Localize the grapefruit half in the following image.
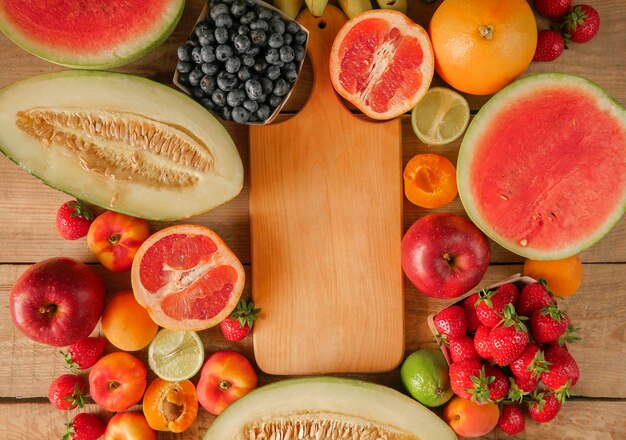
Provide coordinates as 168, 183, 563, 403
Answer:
132, 225, 245, 331
329, 9, 434, 120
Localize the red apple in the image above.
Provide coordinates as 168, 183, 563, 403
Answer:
89, 352, 147, 412
197, 351, 258, 415
87, 211, 150, 272
444, 395, 499, 438
10, 257, 106, 346
104, 412, 156, 440
401, 213, 490, 299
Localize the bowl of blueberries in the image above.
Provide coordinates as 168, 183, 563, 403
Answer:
175, 0, 309, 125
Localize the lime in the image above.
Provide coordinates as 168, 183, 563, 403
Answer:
400, 349, 453, 407
411, 87, 470, 145
148, 329, 205, 382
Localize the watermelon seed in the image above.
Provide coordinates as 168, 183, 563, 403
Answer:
520, 239, 528, 247
500, 194, 508, 200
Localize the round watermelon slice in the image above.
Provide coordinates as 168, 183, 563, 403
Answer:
0, 0, 184, 69
458, 74, 626, 260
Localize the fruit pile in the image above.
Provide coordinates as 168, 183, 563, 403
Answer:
176, 0, 308, 124
432, 279, 580, 436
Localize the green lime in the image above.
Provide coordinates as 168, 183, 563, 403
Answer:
148, 329, 205, 382
411, 87, 470, 145
400, 349, 453, 407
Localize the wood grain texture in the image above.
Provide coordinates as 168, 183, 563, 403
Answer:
249, 6, 404, 374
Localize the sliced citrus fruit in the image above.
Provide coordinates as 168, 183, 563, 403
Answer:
329, 9, 434, 120
132, 224, 245, 331
403, 154, 457, 208
411, 87, 470, 145
148, 329, 205, 382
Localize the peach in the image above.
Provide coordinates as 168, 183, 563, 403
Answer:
443, 395, 499, 438
104, 412, 156, 440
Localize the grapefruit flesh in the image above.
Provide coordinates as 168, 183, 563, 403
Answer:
330, 10, 434, 120
132, 225, 244, 331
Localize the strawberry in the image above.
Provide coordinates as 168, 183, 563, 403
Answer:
473, 325, 493, 361
558, 322, 581, 346
517, 279, 554, 316
449, 334, 481, 363
541, 344, 579, 400
528, 391, 562, 423
475, 284, 519, 328
488, 304, 529, 366
61, 337, 108, 373
535, 0, 572, 20
460, 364, 509, 403
448, 360, 482, 400
433, 305, 467, 344
64, 413, 106, 440
498, 404, 526, 435
508, 375, 538, 403
220, 299, 261, 342
533, 29, 565, 62
48, 374, 87, 410
531, 304, 569, 343
510, 344, 551, 380
56, 200, 94, 240
562, 4, 600, 43
462, 292, 481, 332
483, 364, 510, 402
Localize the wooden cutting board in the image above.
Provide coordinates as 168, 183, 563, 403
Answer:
249, 5, 404, 375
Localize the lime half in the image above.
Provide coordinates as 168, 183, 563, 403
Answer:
411, 87, 470, 145
148, 329, 205, 382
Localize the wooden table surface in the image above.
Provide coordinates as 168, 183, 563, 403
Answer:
0, 1, 624, 439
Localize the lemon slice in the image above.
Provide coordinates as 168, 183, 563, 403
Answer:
148, 329, 205, 382
411, 87, 470, 145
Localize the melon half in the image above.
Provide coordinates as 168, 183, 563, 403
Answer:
0, 0, 184, 68
458, 74, 626, 259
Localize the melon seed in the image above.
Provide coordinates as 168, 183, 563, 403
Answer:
16, 108, 217, 188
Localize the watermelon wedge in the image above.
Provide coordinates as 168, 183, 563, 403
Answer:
0, 0, 184, 68
458, 74, 626, 260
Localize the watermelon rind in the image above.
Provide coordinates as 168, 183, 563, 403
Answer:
458, 73, 626, 260
0, 0, 185, 69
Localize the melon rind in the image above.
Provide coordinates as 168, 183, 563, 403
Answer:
0, 0, 185, 69
204, 377, 457, 439
0, 70, 243, 221
458, 73, 626, 259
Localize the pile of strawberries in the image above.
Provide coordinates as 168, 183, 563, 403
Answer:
533, 1, 601, 62
433, 280, 580, 435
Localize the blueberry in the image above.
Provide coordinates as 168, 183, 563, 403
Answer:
268, 93, 283, 108
284, 66, 298, 83
191, 46, 203, 64
274, 78, 290, 97
268, 33, 284, 49
195, 21, 211, 38
227, 89, 246, 107
215, 13, 233, 28
230, 0, 246, 16
250, 19, 269, 31
257, 93, 267, 103
240, 10, 256, 24
178, 72, 189, 84
233, 34, 251, 53
294, 45, 305, 62
200, 97, 216, 111
199, 34, 215, 46
287, 21, 300, 35
177, 61, 193, 73
199, 46, 215, 64
192, 86, 205, 99
238, 66, 252, 81
280, 45, 295, 63
238, 24, 250, 35
202, 62, 220, 75
257, 104, 271, 121
232, 106, 250, 123
253, 59, 269, 73
243, 99, 259, 112
266, 65, 281, 80
215, 27, 230, 44
271, 11, 282, 21
283, 33, 293, 45
216, 44, 234, 62
210, 3, 230, 20
200, 75, 217, 94
265, 48, 280, 64
250, 29, 266, 46
246, 46, 261, 57
258, 7, 272, 21
212, 89, 227, 107
221, 106, 233, 121
249, 112, 258, 123
270, 19, 285, 35
225, 56, 242, 73
217, 71, 238, 91
295, 30, 307, 45
241, 54, 255, 66
189, 68, 204, 87
260, 77, 274, 94
244, 0, 256, 6
245, 79, 263, 100
177, 44, 192, 61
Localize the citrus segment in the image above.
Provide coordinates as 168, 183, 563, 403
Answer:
411, 87, 469, 145
330, 10, 434, 120
132, 225, 245, 331
148, 329, 205, 382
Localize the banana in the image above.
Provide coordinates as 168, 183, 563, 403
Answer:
304, 0, 329, 17
376, 0, 408, 14
338, 0, 373, 18
273, 0, 303, 19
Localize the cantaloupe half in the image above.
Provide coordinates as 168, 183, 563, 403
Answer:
0, 71, 244, 220
204, 377, 457, 439
0, 0, 185, 69
458, 74, 626, 259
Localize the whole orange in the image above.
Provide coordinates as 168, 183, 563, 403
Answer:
429, 0, 537, 95
524, 256, 583, 298
102, 290, 159, 351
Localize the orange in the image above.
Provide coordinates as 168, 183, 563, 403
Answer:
524, 256, 583, 298
403, 154, 457, 208
101, 290, 159, 351
428, 0, 537, 95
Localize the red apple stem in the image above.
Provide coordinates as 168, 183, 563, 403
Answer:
218, 380, 232, 391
